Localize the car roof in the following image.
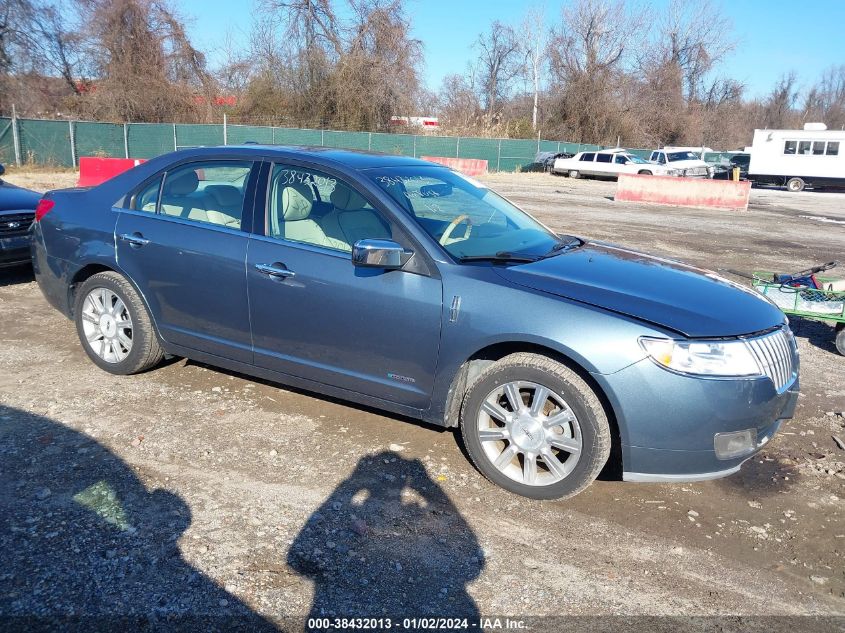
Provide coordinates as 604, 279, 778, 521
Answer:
221, 145, 434, 170
85, 144, 446, 199
577, 148, 625, 156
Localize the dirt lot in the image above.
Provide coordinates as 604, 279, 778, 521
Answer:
1, 169, 844, 630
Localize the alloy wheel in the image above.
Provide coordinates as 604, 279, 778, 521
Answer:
80, 287, 134, 363
476, 381, 582, 486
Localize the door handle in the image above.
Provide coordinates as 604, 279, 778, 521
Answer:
119, 233, 150, 248
255, 263, 296, 279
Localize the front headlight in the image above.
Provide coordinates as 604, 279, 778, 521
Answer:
639, 337, 762, 377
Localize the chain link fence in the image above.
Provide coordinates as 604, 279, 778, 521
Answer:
0, 116, 610, 172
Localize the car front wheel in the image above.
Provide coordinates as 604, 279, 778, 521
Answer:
460, 353, 611, 500
74, 271, 164, 375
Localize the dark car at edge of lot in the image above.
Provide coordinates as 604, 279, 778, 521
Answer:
713, 153, 751, 181
30, 146, 799, 499
0, 163, 41, 268
534, 150, 575, 173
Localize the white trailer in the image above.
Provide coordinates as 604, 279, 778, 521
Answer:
748, 124, 845, 191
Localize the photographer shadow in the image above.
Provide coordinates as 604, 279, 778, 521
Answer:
0, 404, 276, 630
288, 451, 483, 625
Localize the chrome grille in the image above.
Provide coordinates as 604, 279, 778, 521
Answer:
746, 328, 797, 392
0, 213, 34, 237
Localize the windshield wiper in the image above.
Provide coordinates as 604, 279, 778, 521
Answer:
541, 237, 583, 258
457, 251, 539, 264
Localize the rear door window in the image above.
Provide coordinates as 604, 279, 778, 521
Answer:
595, 154, 612, 163
798, 141, 812, 155
159, 161, 252, 229
812, 141, 826, 155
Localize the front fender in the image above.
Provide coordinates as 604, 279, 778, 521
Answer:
425, 267, 664, 425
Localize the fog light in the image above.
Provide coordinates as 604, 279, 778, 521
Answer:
714, 429, 757, 460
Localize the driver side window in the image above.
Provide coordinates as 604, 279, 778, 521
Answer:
267, 165, 393, 252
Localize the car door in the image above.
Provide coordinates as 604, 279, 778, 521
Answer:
115, 159, 259, 363
615, 154, 637, 175
578, 152, 596, 175
246, 162, 443, 409
594, 153, 614, 176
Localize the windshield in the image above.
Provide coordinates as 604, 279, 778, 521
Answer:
368, 166, 561, 260
667, 151, 700, 161
624, 154, 649, 164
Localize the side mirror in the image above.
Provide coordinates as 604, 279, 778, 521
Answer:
352, 239, 412, 270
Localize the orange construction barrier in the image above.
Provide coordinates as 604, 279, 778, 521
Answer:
615, 174, 750, 211
77, 157, 146, 187
421, 156, 488, 177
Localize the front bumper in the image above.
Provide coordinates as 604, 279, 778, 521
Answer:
0, 234, 31, 267
594, 357, 799, 482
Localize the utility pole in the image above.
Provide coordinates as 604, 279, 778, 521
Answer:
11, 104, 22, 167
69, 120, 76, 168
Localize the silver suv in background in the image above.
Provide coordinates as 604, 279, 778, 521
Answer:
649, 149, 715, 178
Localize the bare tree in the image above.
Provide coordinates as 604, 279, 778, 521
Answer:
546, 0, 642, 144
474, 21, 521, 122
246, 0, 423, 130
761, 73, 799, 129
802, 65, 845, 129
437, 72, 482, 133
650, 0, 735, 102
0, 0, 83, 114
68, 0, 213, 122
520, 5, 547, 132
214, 29, 253, 97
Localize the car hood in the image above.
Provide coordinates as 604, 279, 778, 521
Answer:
493, 242, 785, 338
0, 181, 41, 212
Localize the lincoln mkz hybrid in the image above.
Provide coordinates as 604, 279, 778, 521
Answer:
31, 146, 799, 499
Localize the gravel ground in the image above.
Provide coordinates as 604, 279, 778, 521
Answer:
1, 170, 844, 631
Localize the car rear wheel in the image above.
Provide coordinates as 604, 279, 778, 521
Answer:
459, 353, 611, 500
74, 271, 164, 375
638, 170, 653, 176
836, 324, 845, 356
786, 177, 805, 192
568, 170, 580, 179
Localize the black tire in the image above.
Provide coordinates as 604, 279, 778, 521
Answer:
73, 271, 164, 375
638, 170, 653, 176
786, 177, 805, 192
836, 323, 845, 357
568, 170, 580, 179
459, 353, 611, 500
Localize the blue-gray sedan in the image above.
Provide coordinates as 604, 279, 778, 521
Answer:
30, 147, 798, 499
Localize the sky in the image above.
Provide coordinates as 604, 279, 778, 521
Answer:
180, 0, 845, 101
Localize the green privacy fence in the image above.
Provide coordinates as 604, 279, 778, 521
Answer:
0, 116, 607, 172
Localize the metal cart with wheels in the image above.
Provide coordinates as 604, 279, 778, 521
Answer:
750, 262, 845, 356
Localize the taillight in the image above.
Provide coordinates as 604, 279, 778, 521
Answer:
34, 199, 55, 222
